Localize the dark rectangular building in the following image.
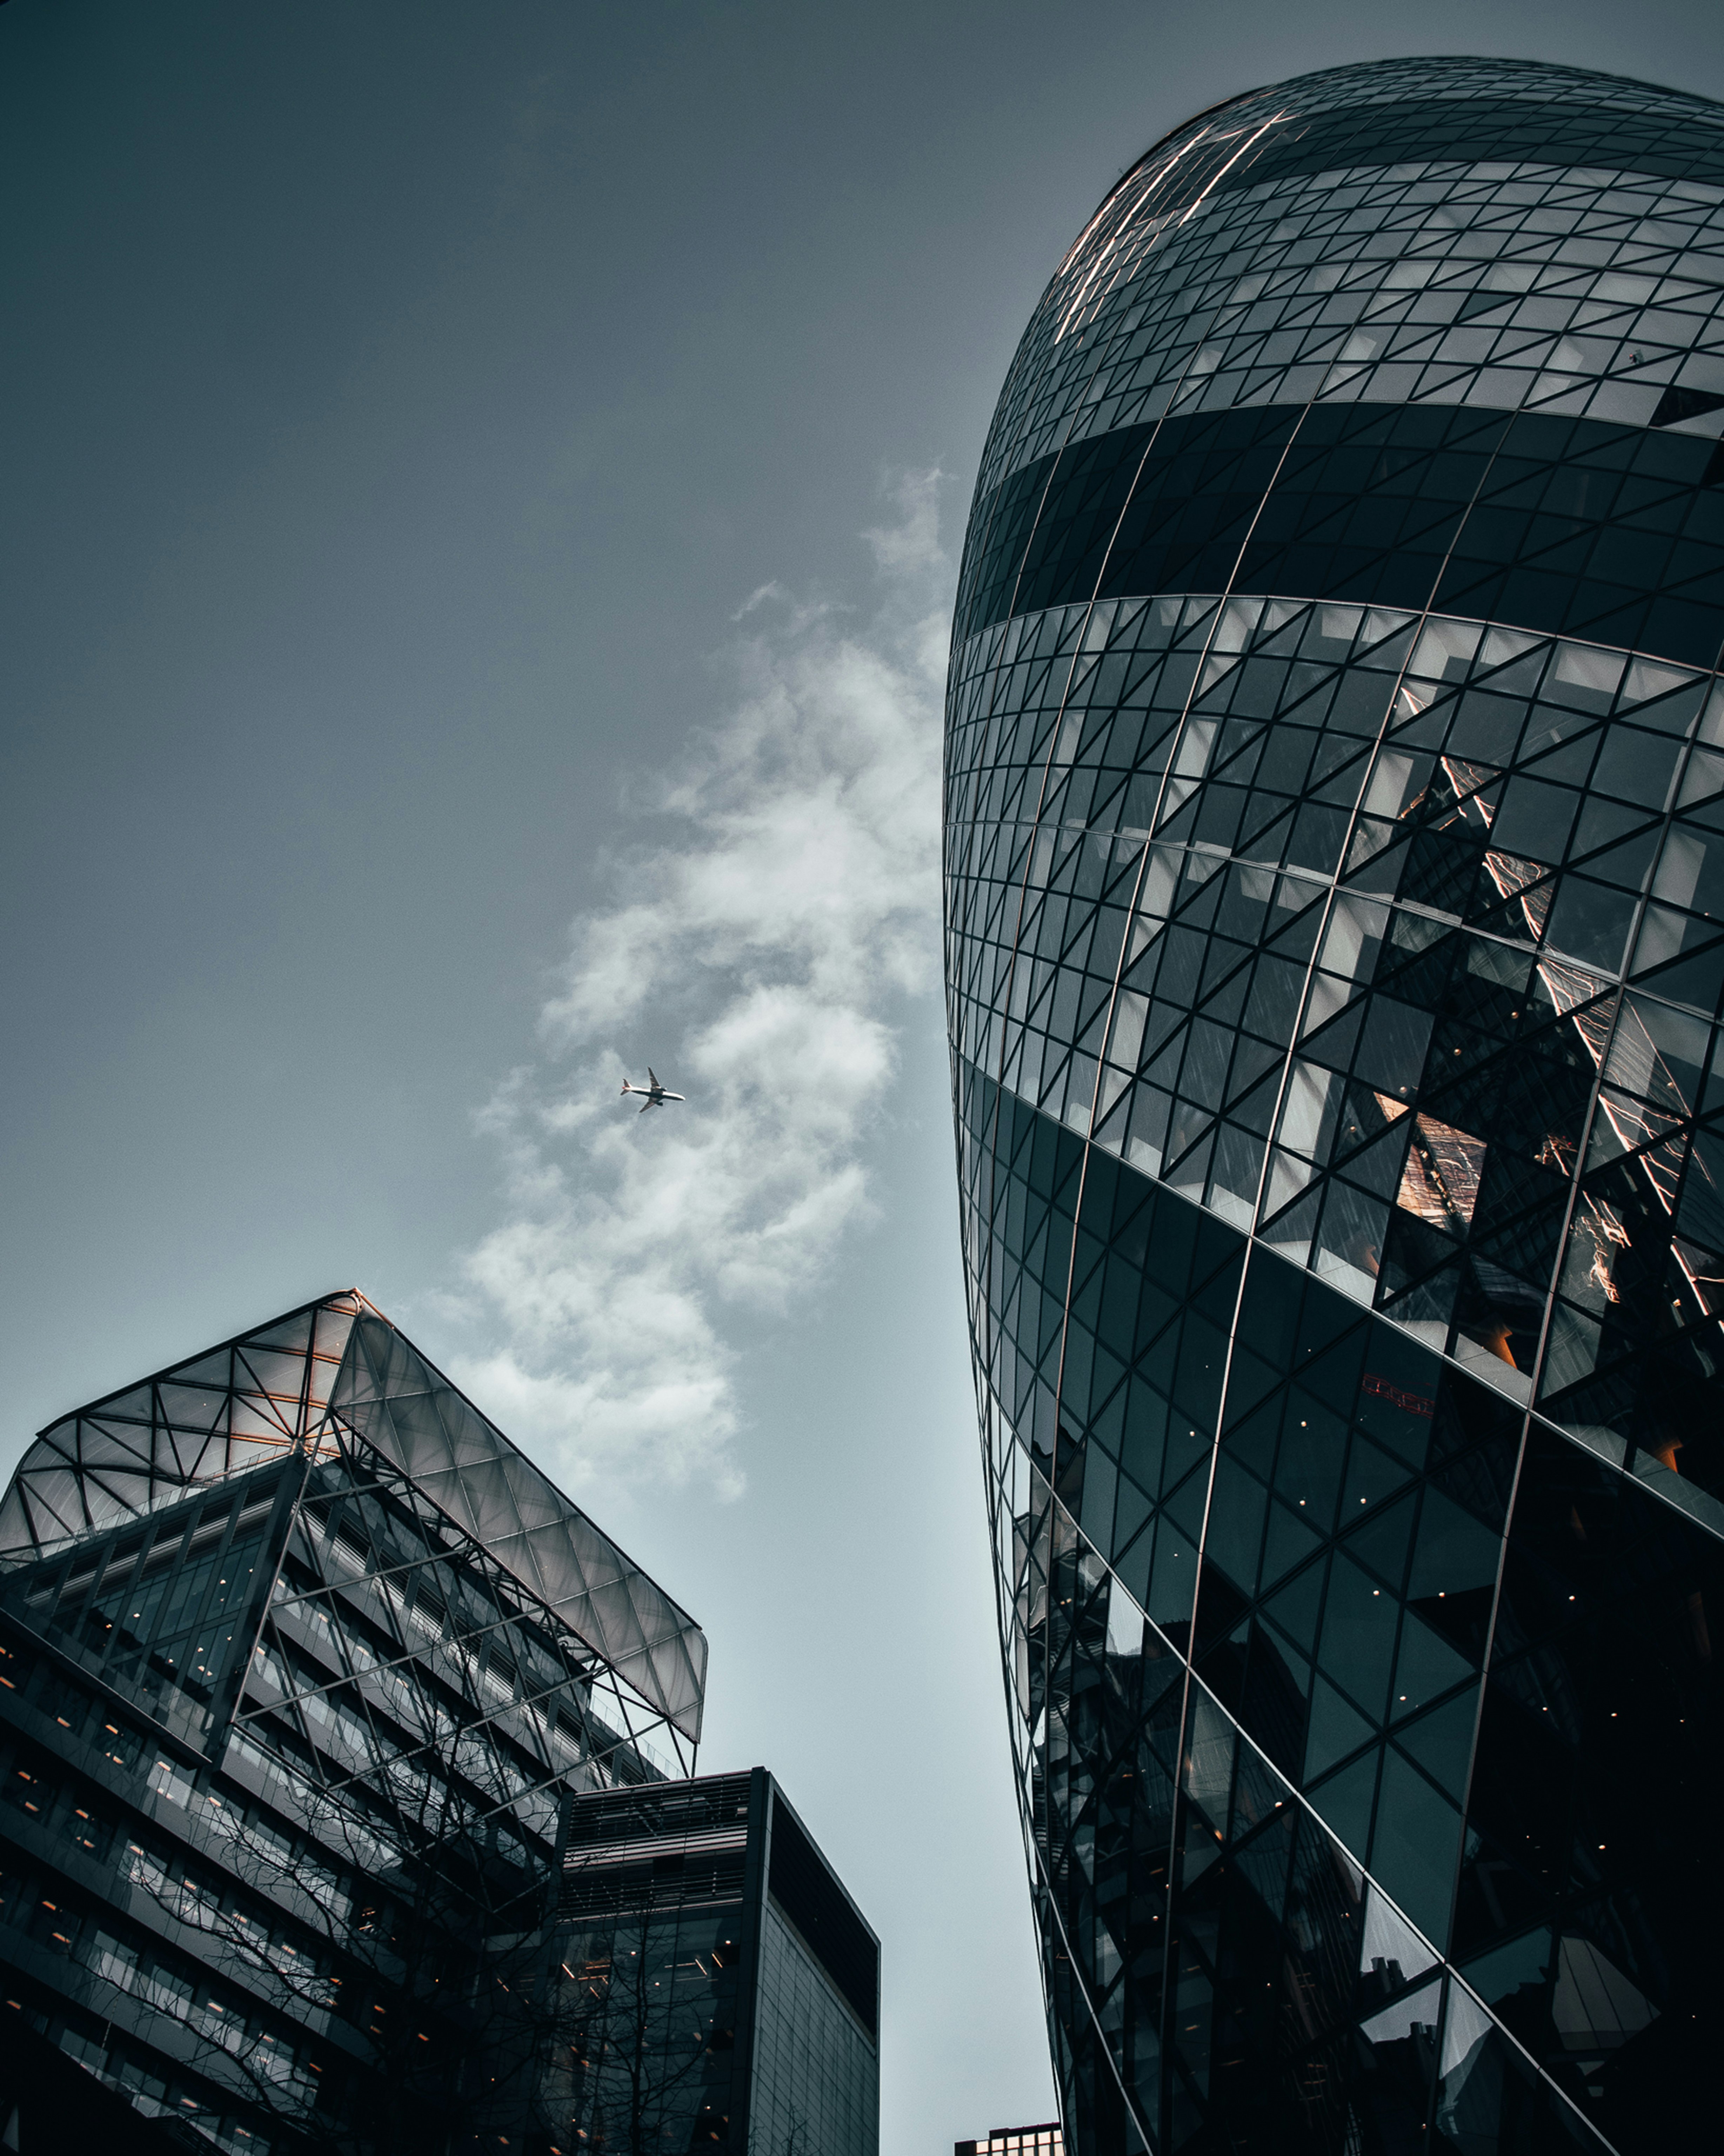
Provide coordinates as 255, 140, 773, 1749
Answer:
546, 1768, 878, 2155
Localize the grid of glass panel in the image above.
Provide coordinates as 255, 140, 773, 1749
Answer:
975, 55, 1724, 504
552, 1774, 754, 2153
0, 1295, 702, 2152
546, 1771, 879, 2156
955, 2125, 1066, 2156
1, 1294, 707, 1746
946, 57, 1724, 2156
750, 1899, 879, 2156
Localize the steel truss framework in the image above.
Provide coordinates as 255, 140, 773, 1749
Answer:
241, 1422, 694, 1890
0, 1294, 708, 2153
0, 1292, 705, 1755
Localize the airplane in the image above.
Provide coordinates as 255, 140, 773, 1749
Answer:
621, 1068, 686, 1113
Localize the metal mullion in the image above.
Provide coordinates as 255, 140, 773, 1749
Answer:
983, 440, 1325, 1699
950, 168, 1266, 1615
290, 1318, 318, 1450
280, 1573, 614, 1824
1017, 415, 1518, 2076
282, 1582, 592, 1755
227, 1350, 303, 1445
444, 1732, 594, 1844
238, 1688, 334, 1793
1034, 1849, 1156, 2154
1126, 420, 1573, 2107
360, 1449, 687, 1744
1429, 707, 1713, 2012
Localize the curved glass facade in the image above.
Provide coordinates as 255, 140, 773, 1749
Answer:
946, 59, 1724, 2156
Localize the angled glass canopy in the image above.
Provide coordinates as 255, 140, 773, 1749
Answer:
0, 1290, 706, 1741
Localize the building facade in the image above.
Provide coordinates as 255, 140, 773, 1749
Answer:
547, 1768, 878, 2155
945, 58, 1724, 2156
955, 2124, 1064, 2156
0, 1291, 706, 2155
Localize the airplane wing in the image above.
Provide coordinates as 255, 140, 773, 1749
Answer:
638, 1097, 657, 1113
647, 1067, 660, 1089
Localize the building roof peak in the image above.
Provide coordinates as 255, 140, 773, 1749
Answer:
1, 1288, 707, 1740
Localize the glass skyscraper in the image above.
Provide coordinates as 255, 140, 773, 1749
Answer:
549, 1768, 878, 2154
945, 58, 1724, 2156
0, 1290, 705, 2154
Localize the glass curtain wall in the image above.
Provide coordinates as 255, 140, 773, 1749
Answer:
946, 57, 1724, 2156
545, 1769, 880, 2156
0, 1293, 705, 2156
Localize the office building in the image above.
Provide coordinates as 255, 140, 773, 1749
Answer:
0, 1290, 704, 2154
546, 1768, 878, 2154
946, 56, 1724, 2156
955, 2125, 1064, 2156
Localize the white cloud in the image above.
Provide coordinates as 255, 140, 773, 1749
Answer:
450, 472, 951, 1507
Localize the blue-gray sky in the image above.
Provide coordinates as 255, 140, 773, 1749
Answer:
5, 2, 1723, 2147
